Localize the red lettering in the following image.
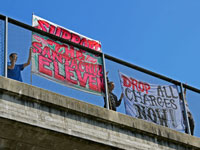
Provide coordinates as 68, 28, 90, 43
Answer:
144, 83, 151, 94
92, 64, 98, 76
122, 75, 131, 87
88, 74, 99, 92
49, 25, 56, 34
131, 78, 138, 91
63, 44, 75, 58
65, 66, 77, 85
76, 70, 89, 88
97, 65, 103, 77
85, 63, 95, 75
47, 39, 62, 54
138, 82, 144, 92
53, 60, 65, 81
85, 55, 97, 63
70, 59, 78, 69
63, 55, 71, 66
62, 29, 71, 40
80, 38, 88, 47
76, 50, 85, 61
36, 20, 49, 32
35, 19, 101, 52
52, 51, 62, 63
55, 27, 62, 37
94, 65, 101, 77
90, 64, 95, 75
32, 42, 42, 53
38, 55, 52, 77
42, 46, 51, 59
96, 76, 104, 92
88, 40, 101, 51
78, 61, 85, 72
123, 76, 151, 94
94, 43, 101, 51
71, 33, 80, 44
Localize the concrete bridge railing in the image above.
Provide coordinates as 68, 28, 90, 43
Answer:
0, 76, 199, 150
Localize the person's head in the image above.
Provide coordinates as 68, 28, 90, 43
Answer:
108, 81, 115, 91
9, 53, 18, 62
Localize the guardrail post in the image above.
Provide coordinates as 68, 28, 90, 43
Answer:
102, 53, 109, 110
180, 83, 191, 135
4, 16, 8, 77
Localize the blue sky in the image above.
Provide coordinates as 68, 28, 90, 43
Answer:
1, 0, 200, 137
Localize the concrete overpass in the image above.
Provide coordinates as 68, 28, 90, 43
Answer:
0, 76, 199, 150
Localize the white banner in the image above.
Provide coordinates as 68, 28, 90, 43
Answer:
32, 15, 101, 52
119, 72, 185, 131
31, 15, 104, 96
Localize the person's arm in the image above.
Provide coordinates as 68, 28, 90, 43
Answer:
116, 93, 123, 107
23, 47, 32, 68
7, 61, 15, 69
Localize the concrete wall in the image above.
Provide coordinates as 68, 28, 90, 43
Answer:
0, 76, 199, 150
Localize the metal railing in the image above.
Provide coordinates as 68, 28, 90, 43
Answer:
1, 14, 199, 136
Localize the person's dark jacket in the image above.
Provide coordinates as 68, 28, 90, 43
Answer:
104, 92, 122, 111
